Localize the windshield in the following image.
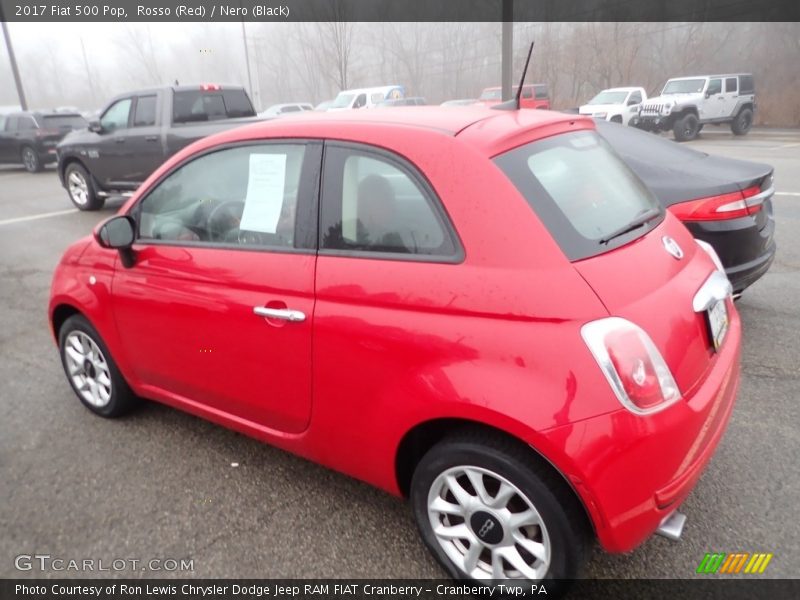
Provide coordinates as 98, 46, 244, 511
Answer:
330, 93, 355, 108
479, 89, 502, 101
494, 130, 663, 261
588, 91, 628, 105
662, 79, 706, 94
42, 115, 88, 128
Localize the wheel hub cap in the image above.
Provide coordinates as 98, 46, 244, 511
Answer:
470, 511, 504, 545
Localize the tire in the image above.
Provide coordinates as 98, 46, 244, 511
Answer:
673, 113, 699, 142
410, 431, 589, 592
64, 162, 104, 211
731, 108, 753, 136
610, 115, 623, 124
21, 146, 42, 173
58, 314, 138, 418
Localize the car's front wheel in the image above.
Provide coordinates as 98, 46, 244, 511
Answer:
58, 314, 138, 417
65, 162, 104, 211
673, 113, 699, 142
411, 432, 588, 590
21, 146, 42, 173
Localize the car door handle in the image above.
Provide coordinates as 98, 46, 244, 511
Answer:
253, 306, 306, 322
144, 135, 158, 141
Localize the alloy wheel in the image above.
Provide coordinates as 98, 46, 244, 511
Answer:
22, 148, 37, 172
68, 170, 89, 206
63, 331, 113, 407
427, 465, 551, 580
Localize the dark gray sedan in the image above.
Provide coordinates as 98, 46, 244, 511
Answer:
598, 120, 775, 295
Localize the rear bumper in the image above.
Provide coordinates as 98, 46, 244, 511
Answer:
550, 303, 741, 553
685, 207, 776, 293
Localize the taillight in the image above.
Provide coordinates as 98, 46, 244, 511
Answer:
582, 317, 681, 415
669, 186, 763, 221
200, 84, 221, 91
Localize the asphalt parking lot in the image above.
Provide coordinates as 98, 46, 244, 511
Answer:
0, 127, 798, 581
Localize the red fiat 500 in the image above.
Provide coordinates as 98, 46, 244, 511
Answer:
49, 107, 740, 584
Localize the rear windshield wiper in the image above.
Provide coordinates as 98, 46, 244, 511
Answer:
599, 207, 661, 245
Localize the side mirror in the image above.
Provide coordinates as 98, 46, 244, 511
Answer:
88, 120, 104, 133
95, 216, 137, 268
96, 215, 135, 249
704, 91, 712, 99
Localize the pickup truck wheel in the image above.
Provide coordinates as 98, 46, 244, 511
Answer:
65, 163, 104, 211
411, 432, 588, 592
673, 114, 699, 142
21, 146, 42, 173
731, 108, 753, 135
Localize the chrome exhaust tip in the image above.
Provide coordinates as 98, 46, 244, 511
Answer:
656, 511, 687, 541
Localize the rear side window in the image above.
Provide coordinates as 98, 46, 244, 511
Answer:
18, 116, 36, 130
494, 130, 663, 261
320, 146, 460, 260
133, 95, 157, 127
535, 85, 549, 99
725, 78, 738, 93
739, 75, 754, 94
172, 89, 255, 124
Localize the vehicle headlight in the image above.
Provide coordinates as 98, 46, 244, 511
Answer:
663, 103, 673, 115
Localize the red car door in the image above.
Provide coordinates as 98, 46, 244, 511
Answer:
111, 141, 321, 433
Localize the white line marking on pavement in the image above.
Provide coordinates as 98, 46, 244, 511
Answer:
0, 208, 79, 226
774, 192, 800, 197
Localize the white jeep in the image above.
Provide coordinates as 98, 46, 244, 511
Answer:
633, 74, 755, 141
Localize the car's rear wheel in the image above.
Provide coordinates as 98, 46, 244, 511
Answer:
21, 146, 42, 173
58, 314, 138, 417
731, 108, 753, 136
65, 162, 104, 211
410, 432, 588, 591
673, 113, 699, 142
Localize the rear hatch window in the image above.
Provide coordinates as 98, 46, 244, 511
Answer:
172, 89, 256, 123
494, 130, 664, 260
42, 115, 87, 129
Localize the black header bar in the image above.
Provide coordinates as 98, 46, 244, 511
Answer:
1, 0, 798, 23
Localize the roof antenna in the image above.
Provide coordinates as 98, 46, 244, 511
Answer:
493, 41, 535, 111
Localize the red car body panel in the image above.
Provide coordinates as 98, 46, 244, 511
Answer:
49, 107, 740, 555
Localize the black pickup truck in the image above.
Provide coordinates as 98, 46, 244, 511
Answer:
57, 84, 262, 210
